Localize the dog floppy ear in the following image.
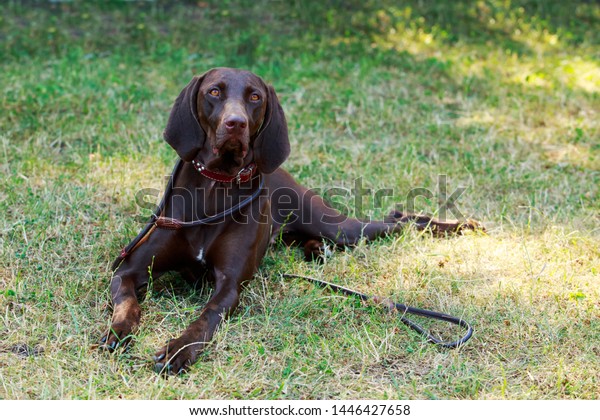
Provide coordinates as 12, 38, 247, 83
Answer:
163, 74, 207, 161
253, 85, 290, 174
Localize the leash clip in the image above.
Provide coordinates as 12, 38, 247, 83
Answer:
235, 163, 256, 184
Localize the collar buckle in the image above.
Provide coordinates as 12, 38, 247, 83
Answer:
235, 163, 256, 184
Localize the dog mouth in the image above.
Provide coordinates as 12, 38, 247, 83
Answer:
206, 138, 249, 175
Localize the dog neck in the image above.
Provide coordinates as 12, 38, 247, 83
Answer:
160, 157, 263, 224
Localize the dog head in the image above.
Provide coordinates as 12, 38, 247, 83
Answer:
163, 68, 290, 175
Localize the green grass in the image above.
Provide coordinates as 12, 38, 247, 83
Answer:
1, 0, 598, 399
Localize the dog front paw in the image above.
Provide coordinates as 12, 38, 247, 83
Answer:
153, 336, 204, 376
98, 321, 137, 352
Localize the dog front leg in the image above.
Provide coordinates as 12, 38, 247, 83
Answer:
99, 270, 146, 351
152, 268, 244, 375
99, 229, 183, 351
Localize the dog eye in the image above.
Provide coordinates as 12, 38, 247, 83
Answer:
208, 88, 220, 97
250, 93, 260, 102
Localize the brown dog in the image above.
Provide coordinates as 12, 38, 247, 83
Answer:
100, 68, 479, 374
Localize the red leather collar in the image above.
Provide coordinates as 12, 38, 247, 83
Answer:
191, 159, 258, 183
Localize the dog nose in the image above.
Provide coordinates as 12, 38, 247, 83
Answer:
224, 115, 247, 132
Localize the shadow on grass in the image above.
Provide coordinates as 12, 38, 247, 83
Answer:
2, 1, 597, 60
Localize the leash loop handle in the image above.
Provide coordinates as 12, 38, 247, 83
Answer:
283, 274, 473, 349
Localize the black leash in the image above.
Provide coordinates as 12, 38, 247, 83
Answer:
113, 159, 263, 269
283, 274, 473, 349
150, 176, 264, 229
